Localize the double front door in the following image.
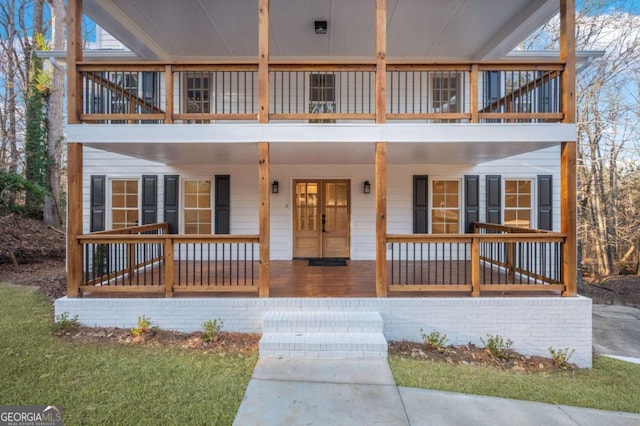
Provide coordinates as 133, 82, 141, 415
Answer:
293, 180, 350, 258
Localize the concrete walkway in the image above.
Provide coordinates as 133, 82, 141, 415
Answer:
233, 357, 640, 426
593, 304, 640, 361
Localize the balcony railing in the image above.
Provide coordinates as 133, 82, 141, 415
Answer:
78, 223, 260, 296
76, 62, 564, 124
387, 223, 566, 295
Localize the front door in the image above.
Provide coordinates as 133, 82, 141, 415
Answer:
293, 180, 350, 258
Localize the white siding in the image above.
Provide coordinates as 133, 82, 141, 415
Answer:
95, 26, 128, 50
83, 145, 560, 260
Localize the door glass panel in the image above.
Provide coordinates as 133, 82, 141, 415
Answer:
337, 183, 347, 206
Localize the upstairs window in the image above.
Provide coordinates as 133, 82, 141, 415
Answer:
432, 73, 459, 113
111, 179, 139, 229
309, 73, 336, 123
185, 72, 211, 115
504, 179, 532, 228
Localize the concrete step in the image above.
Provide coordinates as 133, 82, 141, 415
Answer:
259, 332, 388, 359
260, 311, 388, 359
262, 311, 384, 333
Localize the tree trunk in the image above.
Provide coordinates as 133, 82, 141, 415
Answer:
43, 0, 65, 228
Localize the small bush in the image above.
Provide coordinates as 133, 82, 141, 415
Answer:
549, 347, 576, 369
421, 329, 449, 353
130, 315, 156, 337
202, 319, 224, 343
52, 312, 79, 332
481, 334, 513, 359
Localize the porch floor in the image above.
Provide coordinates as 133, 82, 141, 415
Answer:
81, 260, 562, 298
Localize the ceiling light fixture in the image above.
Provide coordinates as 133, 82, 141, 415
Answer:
314, 20, 327, 35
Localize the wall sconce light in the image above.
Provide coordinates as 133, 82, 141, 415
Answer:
314, 20, 328, 34
363, 180, 371, 194
272, 180, 279, 194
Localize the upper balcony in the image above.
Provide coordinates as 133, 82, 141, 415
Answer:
76, 61, 564, 125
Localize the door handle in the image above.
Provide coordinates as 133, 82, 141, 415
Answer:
322, 214, 326, 233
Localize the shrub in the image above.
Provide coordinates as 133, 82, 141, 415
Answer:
549, 347, 576, 369
130, 315, 156, 337
421, 329, 449, 353
52, 312, 79, 332
202, 319, 224, 343
481, 334, 513, 359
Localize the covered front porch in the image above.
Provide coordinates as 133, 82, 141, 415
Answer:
74, 221, 566, 298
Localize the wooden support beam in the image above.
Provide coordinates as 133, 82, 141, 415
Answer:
375, 0, 387, 123
66, 143, 83, 297
258, 0, 269, 123
66, 0, 83, 124
470, 64, 479, 123
561, 0, 577, 296
164, 238, 174, 297
258, 142, 270, 297
560, 0, 576, 123
470, 238, 480, 296
375, 142, 387, 297
561, 141, 577, 296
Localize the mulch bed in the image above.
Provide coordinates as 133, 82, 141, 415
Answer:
388, 340, 578, 373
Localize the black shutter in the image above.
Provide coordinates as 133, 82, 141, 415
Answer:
141, 175, 157, 225
486, 175, 501, 224
485, 71, 501, 106
164, 175, 179, 234
90, 175, 106, 232
215, 175, 230, 234
413, 175, 429, 234
538, 175, 553, 230
464, 175, 479, 233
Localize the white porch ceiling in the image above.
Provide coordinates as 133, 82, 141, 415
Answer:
85, 0, 558, 61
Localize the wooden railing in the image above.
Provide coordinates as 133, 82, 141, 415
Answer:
387, 223, 566, 296
77, 226, 259, 296
76, 61, 564, 124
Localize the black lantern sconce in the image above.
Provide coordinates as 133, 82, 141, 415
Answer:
314, 20, 328, 34
272, 180, 279, 194
363, 181, 371, 194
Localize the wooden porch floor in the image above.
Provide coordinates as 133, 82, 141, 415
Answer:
82, 260, 562, 298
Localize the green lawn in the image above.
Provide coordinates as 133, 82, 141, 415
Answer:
390, 354, 640, 414
0, 283, 257, 425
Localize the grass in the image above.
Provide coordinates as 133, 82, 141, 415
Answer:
389, 354, 640, 414
0, 283, 257, 425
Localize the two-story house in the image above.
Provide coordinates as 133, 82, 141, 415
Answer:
55, 0, 593, 366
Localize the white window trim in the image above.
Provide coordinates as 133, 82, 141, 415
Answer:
107, 177, 141, 230
181, 177, 213, 235
502, 177, 536, 229
429, 177, 463, 234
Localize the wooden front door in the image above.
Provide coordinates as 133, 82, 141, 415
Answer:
293, 180, 350, 258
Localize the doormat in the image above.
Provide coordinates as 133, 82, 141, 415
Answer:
308, 258, 348, 267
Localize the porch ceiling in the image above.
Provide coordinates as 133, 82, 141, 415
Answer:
85, 0, 557, 61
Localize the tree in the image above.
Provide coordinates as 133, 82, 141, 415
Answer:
526, 0, 640, 278
43, 0, 64, 227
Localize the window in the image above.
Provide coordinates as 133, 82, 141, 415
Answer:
309, 73, 336, 123
431, 180, 459, 234
184, 179, 211, 234
111, 179, 139, 229
504, 179, 532, 228
432, 73, 459, 113
184, 72, 211, 124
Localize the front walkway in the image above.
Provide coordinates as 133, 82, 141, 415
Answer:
234, 358, 640, 425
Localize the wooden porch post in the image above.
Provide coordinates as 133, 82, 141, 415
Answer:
67, 0, 82, 124
258, 142, 270, 297
375, 143, 387, 297
560, 0, 577, 296
258, 0, 269, 124
66, 143, 83, 297
375, 0, 388, 297
65, 0, 83, 297
164, 65, 173, 124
